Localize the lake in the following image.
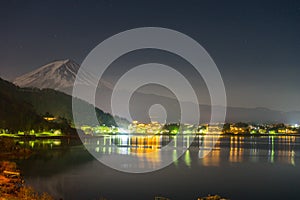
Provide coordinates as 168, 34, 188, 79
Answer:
15, 135, 300, 200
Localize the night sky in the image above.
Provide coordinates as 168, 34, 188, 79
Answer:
0, 0, 300, 111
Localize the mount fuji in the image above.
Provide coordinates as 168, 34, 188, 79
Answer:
13, 59, 115, 113
14, 59, 81, 90
14, 59, 113, 96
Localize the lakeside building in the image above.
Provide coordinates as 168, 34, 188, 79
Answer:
43, 117, 56, 121
230, 125, 249, 134
198, 124, 224, 134
128, 121, 163, 134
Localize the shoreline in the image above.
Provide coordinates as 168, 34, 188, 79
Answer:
1, 132, 299, 140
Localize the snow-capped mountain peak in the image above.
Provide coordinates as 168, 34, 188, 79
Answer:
13, 59, 116, 113
14, 59, 80, 90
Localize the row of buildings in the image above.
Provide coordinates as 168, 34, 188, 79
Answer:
128, 121, 300, 135
80, 121, 300, 135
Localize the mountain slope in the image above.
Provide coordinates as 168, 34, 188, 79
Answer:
0, 78, 117, 131
0, 79, 45, 132
0, 78, 78, 133
19, 87, 117, 127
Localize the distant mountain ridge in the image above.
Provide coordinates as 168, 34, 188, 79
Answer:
13, 59, 300, 124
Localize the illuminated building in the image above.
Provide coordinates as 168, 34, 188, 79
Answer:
43, 117, 56, 121
198, 124, 224, 134
230, 125, 249, 134
128, 121, 163, 134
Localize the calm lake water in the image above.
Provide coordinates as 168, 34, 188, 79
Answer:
15, 135, 300, 200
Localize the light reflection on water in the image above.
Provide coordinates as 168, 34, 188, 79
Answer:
17, 135, 300, 166
80, 134, 223, 171
201, 135, 297, 166
17, 135, 298, 167
93, 135, 297, 167
17, 139, 63, 149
